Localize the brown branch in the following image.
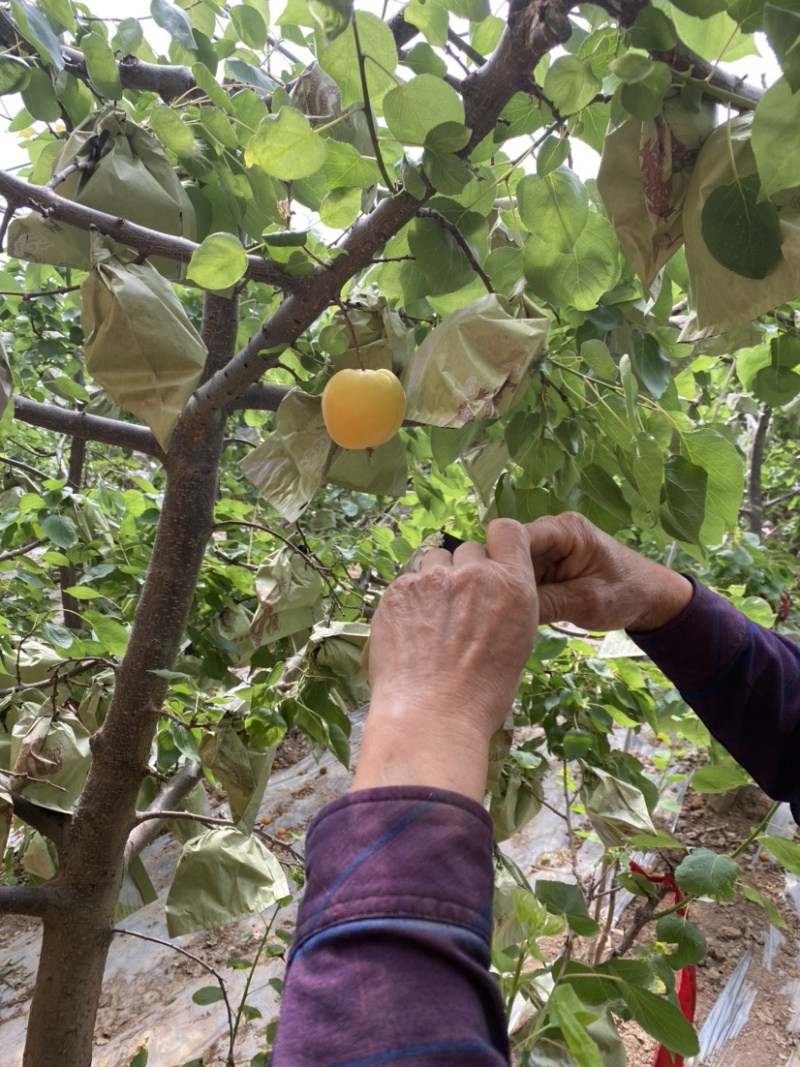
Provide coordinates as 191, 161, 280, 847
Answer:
0, 538, 45, 563
228, 383, 290, 412
0, 883, 49, 918
6, 791, 69, 856
60, 432, 85, 631
415, 208, 494, 293
0, 169, 300, 292
13, 396, 165, 458
124, 761, 204, 867
192, 0, 573, 415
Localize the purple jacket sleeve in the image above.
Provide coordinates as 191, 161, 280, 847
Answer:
271, 786, 509, 1067
629, 578, 800, 823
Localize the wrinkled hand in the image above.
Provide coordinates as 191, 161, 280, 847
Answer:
354, 519, 538, 801
527, 513, 693, 633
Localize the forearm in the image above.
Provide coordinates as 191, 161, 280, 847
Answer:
271, 788, 510, 1067
630, 579, 800, 813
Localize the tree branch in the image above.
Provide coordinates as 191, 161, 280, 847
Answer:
192, 0, 574, 414
0, 169, 300, 292
124, 761, 203, 867
0, 883, 49, 918
13, 397, 164, 458
416, 208, 494, 292
6, 791, 69, 856
228, 383, 290, 412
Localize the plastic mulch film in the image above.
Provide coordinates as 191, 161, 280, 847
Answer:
8, 106, 196, 280
81, 233, 207, 450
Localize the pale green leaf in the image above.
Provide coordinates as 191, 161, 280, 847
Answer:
752, 77, 800, 200
675, 848, 738, 901
757, 834, 800, 875
84, 611, 131, 657
10, 0, 65, 70
543, 55, 601, 116
656, 914, 707, 968
187, 232, 248, 290
319, 12, 398, 109
245, 107, 328, 179
0, 55, 31, 96
150, 0, 197, 50
384, 74, 464, 145
41, 513, 78, 549
82, 32, 123, 99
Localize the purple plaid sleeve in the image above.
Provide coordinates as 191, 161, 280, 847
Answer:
630, 578, 800, 823
271, 787, 509, 1067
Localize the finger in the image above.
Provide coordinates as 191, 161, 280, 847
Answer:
452, 541, 488, 567
526, 515, 576, 571
419, 547, 454, 572
485, 518, 533, 576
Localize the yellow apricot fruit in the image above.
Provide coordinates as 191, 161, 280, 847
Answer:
321, 368, 406, 450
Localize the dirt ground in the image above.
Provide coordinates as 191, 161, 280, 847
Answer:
619, 785, 800, 1067
2, 726, 800, 1066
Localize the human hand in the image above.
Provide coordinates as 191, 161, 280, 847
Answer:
353, 519, 538, 802
527, 513, 693, 633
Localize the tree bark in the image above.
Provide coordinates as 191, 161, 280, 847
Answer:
21, 295, 236, 1067
59, 434, 86, 630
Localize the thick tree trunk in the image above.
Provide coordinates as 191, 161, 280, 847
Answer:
22, 295, 237, 1067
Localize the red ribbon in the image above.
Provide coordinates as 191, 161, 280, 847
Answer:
629, 862, 698, 1067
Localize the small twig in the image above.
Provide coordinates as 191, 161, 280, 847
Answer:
0, 197, 19, 254
613, 882, 669, 958
0, 538, 45, 563
133, 809, 232, 827
113, 927, 236, 1060
0, 284, 82, 300
592, 863, 618, 964
415, 208, 494, 293
334, 299, 365, 369
351, 17, 395, 191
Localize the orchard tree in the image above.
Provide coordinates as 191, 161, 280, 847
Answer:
1, 0, 800, 1065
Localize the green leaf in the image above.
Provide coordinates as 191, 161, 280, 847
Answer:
84, 612, 131, 657
764, 5, 800, 91
517, 169, 589, 249
690, 763, 750, 794
620, 982, 699, 1057
523, 212, 620, 312
629, 8, 678, 50
82, 32, 123, 99
10, 0, 65, 70
660, 454, 706, 545
631, 333, 671, 399
193, 62, 234, 112
0, 55, 31, 96
409, 216, 473, 293
741, 883, 787, 929
421, 147, 471, 194
324, 140, 379, 189
619, 63, 672, 121
187, 233, 248, 290
663, 4, 755, 61
245, 108, 328, 180
149, 104, 197, 157
319, 12, 398, 109
425, 121, 472, 153
675, 848, 738, 901
403, 41, 448, 78
580, 339, 616, 380
21, 67, 61, 121
64, 586, 101, 600
656, 914, 707, 968
319, 186, 361, 227
535, 879, 600, 936
128, 1044, 149, 1067
757, 834, 800, 875
536, 135, 570, 176
150, 0, 197, 51
543, 55, 601, 116
384, 74, 465, 145
231, 4, 268, 49
404, 0, 449, 48
41, 513, 78, 549
191, 985, 225, 1005
548, 985, 604, 1067
38, 0, 76, 32
753, 77, 800, 199
680, 428, 743, 545
668, 0, 725, 13
701, 174, 781, 280
307, 0, 352, 44
441, 0, 489, 20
